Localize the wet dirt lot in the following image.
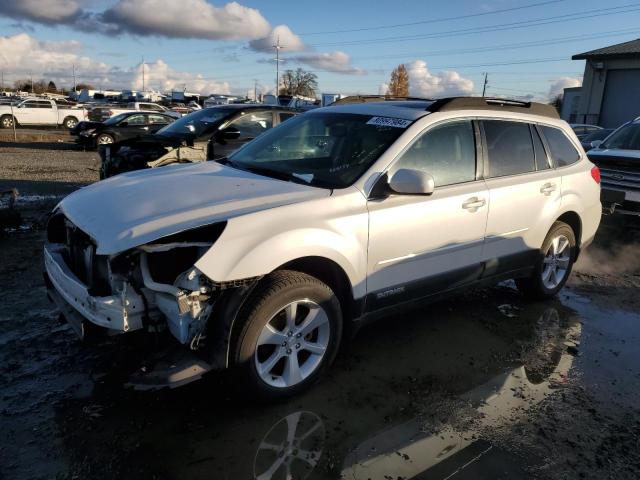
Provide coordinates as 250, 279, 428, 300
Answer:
1, 144, 640, 480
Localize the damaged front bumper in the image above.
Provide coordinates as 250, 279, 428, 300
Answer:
44, 243, 145, 336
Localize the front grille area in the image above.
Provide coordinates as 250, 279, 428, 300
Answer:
47, 213, 111, 295
600, 166, 640, 194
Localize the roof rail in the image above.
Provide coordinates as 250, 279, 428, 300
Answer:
427, 97, 560, 119
332, 95, 433, 105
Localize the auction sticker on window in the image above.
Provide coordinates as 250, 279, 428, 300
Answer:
366, 116, 412, 128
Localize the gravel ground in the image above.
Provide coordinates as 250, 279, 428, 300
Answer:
1, 144, 639, 480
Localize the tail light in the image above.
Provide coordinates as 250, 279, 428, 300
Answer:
591, 166, 601, 184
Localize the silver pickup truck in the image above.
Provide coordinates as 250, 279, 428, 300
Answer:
587, 117, 640, 216
0, 98, 87, 129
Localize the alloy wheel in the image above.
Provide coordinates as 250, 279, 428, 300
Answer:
98, 135, 113, 144
2, 117, 13, 128
254, 299, 331, 388
541, 234, 571, 289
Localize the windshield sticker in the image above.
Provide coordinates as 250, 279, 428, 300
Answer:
366, 116, 412, 128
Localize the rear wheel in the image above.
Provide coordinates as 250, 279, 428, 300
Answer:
232, 270, 342, 400
1, 115, 15, 129
96, 133, 114, 145
63, 116, 78, 129
516, 221, 576, 299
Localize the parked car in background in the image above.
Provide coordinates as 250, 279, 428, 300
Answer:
99, 105, 298, 178
587, 118, 640, 216
72, 111, 177, 149
45, 97, 601, 398
0, 97, 87, 129
570, 123, 602, 140
88, 102, 180, 122
580, 128, 614, 151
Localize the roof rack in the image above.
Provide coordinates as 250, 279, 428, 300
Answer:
332, 95, 433, 105
427, 97, 560, 119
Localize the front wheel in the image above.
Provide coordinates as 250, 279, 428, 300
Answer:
96, 133, 114, 145
231, 270, 343, 400
1, 115, 15, 129
516, 221, 576, 299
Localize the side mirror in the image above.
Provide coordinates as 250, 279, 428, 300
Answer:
590, 140, 603, 149
388, 169, 435, 195
217, 126, 241, 141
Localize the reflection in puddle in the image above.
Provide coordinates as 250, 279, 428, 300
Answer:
254, 411, 325, 480
340, 308, 580, 479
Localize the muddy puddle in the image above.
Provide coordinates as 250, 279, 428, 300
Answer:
1, 218, 640, 479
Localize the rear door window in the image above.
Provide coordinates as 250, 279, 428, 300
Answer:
541, 126, 581, 167
531, 125, 551, 170
483, 120, 535, 178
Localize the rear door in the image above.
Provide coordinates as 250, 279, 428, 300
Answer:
480, 120, 561, 276
147, 114, 173, 133
118, 113, 150, 140
366, 119, 489, 309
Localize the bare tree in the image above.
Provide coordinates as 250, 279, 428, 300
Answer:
388, 64, 409, 97
280, 68, 318, 97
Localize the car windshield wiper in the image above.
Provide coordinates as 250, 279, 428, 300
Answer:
237, 164, 297, 183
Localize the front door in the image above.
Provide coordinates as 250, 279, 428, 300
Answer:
366, 119, 489, 310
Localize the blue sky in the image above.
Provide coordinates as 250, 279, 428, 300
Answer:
1, 0, 639, 99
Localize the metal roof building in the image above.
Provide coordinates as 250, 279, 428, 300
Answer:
567, 38, 640, 128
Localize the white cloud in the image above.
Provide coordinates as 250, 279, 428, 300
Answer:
130, 60, 230, 94
0, 34, 229, 95
102, 0, 271, 40
0, 0, 84, 24
548, 76, 582, 99
406, 60, 474, 98
292, 51, 365, 75
249, 24, 306, 53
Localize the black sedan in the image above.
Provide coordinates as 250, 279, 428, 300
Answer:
72, 112, 176, 149
99, 105, 297, 178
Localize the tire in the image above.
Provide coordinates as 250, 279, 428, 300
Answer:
231, 270, 343, 400
516, 221, 576, 300
96, 133, 114, 145
63, 116, 78, 129
1, 115, 15, 129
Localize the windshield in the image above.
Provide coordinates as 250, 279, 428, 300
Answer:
228, 112, 408, 188
104, 113, 130, 126
602, 123, 640, 150
156, 108, 232, 137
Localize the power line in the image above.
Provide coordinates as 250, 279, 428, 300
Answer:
298, 0, 567, 35
308, 3, 640, 48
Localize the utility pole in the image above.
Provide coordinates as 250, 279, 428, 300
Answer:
72, 63, 76, 94
30, 71, 33, 94
141, 56, 146, 93
1, 69, 4, 93
273, 36, 284, 96
253, 79, 258, 102
482, 72, 488, 97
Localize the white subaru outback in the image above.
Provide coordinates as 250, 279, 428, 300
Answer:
44, 97, 601, 398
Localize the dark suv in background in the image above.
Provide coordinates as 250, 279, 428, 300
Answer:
99, 105, 298, 179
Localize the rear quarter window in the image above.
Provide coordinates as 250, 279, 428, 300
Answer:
483, 120, 536, 178
541, 126, 581, 167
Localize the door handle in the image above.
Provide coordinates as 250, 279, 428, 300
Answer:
540, 182, 557, 195
462, 197, 486, 212
142, 126, 149, 130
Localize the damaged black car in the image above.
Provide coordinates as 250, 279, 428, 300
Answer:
99, 105, 298, 179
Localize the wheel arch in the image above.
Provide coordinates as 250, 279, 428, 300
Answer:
556, 210, 582, 249
278, 256, 359, 322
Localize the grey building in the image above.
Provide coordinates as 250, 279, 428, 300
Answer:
570, 38, 640, 128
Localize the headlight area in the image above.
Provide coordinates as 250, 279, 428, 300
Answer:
138, 244, 214, 349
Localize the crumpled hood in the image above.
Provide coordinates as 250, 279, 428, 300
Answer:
59, 162, 329, 254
